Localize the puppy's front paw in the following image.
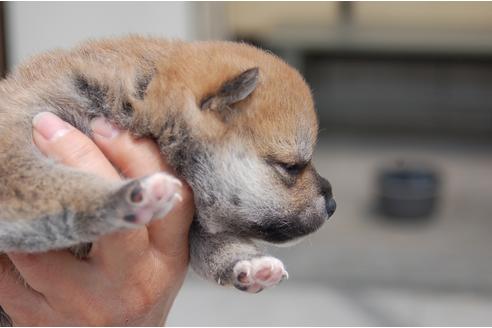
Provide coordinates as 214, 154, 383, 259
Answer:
120, 173, 182, 225
233, 256, 288, 293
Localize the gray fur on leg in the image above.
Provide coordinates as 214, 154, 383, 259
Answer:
189, 220, 262, 287
0, 307, 12, 327
0, 172, 178, 253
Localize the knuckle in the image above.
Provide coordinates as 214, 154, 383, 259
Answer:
64, 138, 99, 163
79, 297, 114, 326
129, 283, 161, 314
122, 270, 163, 317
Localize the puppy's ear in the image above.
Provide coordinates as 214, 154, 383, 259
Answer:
200, 67, 259, 112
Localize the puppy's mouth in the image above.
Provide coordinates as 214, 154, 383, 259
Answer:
249, 214, 326, 244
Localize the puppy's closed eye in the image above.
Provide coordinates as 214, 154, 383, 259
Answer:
271, 161, 307, 185
275, 162, 304, 176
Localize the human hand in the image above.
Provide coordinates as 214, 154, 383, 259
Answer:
0, 112, 194, 326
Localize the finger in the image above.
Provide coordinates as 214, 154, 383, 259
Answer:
7, 251, 94, 299
32, 112, 120, 181
90, 117, 172, 176
148, 183, 194, 257
91, 118, 195, 255
85, 118, 168, 267
0, 255, 50, 322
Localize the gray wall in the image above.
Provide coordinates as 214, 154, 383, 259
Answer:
4, 2, 195, 69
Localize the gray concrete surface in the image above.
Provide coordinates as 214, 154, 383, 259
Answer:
167, 135, 492, 326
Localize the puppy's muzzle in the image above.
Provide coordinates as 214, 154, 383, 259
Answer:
252, 174, 336, 244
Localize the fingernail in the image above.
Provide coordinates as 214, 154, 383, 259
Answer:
33, 112, 71, 141
91, 117, 119, 139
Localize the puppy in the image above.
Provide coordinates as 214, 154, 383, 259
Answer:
0, 36, 335, 324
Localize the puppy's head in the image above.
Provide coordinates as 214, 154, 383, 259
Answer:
181, 43, 336, 243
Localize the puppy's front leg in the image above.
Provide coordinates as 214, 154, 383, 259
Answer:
189, 221, 288, 293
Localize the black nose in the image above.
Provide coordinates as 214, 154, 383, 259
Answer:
319, 176, 332, 197
318, 175, 336, 218
326, 198, 337, 218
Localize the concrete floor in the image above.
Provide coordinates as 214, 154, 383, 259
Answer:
167, 135, 492, 326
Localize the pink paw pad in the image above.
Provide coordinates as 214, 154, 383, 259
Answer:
233, 256, 288, 293
124, 173, 182, 225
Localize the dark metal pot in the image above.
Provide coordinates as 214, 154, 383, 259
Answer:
377, 164, 441, 219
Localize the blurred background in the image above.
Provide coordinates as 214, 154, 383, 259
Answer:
2, 1, 492, 326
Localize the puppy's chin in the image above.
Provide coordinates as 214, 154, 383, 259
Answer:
249, 213, 326, 244
268, 235, 307, 247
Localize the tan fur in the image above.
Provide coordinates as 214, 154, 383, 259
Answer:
3, 36, 320, 211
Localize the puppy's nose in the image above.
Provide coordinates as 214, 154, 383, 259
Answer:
326, 198, 337, 218
319, 176, 332, 198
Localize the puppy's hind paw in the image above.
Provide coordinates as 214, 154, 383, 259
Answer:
233, 256, 288, 293
118, 173, 182, 226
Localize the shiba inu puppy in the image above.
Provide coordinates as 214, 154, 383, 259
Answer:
0, 35, 336, 324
